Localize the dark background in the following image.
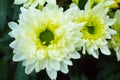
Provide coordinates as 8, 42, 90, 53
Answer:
0, 0, 120, 80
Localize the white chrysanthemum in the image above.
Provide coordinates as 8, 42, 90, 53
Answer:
66, 0, 116, 58
14, 0, 56, 7
111, 10, 120, 61
8, 4, 85, 80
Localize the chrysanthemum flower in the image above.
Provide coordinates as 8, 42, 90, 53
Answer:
8, 4, 85, 79
66, 0, 116, 58
111, 10, 120, 61
14, 0, 56, 7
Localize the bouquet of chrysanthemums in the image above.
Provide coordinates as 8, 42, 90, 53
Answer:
8, 0, 120, 80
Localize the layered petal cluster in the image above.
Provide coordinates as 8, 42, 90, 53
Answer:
8, 4, 85, 80
66, 0, 116, 58
14, 0, 56, 7
111, 10, 120, 61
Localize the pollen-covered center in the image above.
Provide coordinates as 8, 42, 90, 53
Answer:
40, 29, 54, 46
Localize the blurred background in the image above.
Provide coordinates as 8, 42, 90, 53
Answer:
0, 0, 120, 80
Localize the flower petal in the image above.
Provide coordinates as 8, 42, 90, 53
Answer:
70, 51, 81, 59
100, 45, 111, 55
46, 69, 57, 80
13, 53, 25, 61
60, 62, 68, 74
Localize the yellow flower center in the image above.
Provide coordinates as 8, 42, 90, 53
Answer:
81, 18, 103, 40
40, 29, 54, 46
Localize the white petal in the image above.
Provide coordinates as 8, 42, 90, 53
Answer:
52, 60, 60, 71
35, 61, 40, 72
46, 69, 57, 80
60, 62, 68, 74
14, 0, 26, 4
114, 48, 120, 61
8, 22, 19, 30
37, 49, 46, 60
75, 22, 85, 30
20, 7, 27, 14
92, 3, 103, 16
109, 29, 117, 35
13, 53, 25, 61
105, 33, 111, 39
38, 0, 45, 6
9, 41, 17, 48
91, 50, 99, 59
100, 45, 111, 55
87, 47, 93, 55
36, 60, 46, 71
47, 59, 60, 71
46, 0, 56, 5
46, 59, 53, 71
63, 59, 73, 66
87, 47, 98, 58
70, 3, 78, 8
115, 10, 120, 18
48, 50, 60, 59
106, 17, 116, 26
8, 32, 14, 37
85, 0, 90, 11
25, 63, 35, 74
104, 1, 115, 7
22, 59, 37, 66
70, 51, 81, 59
116, 51, 120, 61
82, 46, 86, 54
